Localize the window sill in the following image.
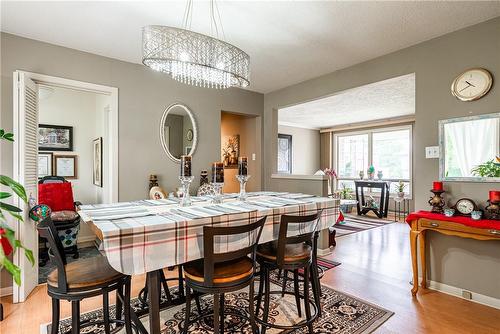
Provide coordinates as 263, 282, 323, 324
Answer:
271, 174, 328, 181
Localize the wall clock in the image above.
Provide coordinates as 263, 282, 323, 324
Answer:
451, 68, 493, 101
451, 198, 478, 216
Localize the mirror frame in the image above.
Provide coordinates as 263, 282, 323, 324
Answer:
439, 112, 500, 182
159, 103, 198, 163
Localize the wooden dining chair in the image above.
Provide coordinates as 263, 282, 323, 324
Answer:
37, 217, 133, 334
255, 210, 323, 334
181, 216, 267, 334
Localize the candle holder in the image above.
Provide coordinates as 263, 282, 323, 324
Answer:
485, 200, 500, 220
428, 189, 445, 214
236, 175, 251, 201
179, 176, 195, 207
211, 182, 224, 204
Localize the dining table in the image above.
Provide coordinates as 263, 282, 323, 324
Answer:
78, 191, 339, 334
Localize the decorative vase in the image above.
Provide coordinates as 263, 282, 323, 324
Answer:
377, 171, 383, 180
397, 191, 405, 199
368, 172, 374, 180
359, 171, 364, 180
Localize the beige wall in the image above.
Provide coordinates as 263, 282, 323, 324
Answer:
278, 124, 320, 175
0, 33, 263, 289
264, 18, 500, 298
220, 112, 261, 193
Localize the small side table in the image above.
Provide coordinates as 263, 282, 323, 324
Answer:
354, 180, 390, 218
394, 197, 410, 222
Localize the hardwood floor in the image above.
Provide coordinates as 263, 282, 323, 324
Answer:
1, 221, 500, 333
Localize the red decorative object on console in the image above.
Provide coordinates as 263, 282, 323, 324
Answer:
38, 182, 75, 212
406, 210, 500, 230
432, 181, 443, 191
489, 190, 500, 203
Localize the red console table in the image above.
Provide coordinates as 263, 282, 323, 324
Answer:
406, 211, 500, 296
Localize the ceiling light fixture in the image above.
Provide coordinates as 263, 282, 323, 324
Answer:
142, 0, 250, 89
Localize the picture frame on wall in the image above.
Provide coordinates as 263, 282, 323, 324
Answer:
38, 124, 73, 151
93, 137, 103, 187
54, 155, 77, 179
38, 152, 53, 178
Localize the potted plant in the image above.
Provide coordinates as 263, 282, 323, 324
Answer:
396, 180, 406, 199
471, 160, 500, 178
339, 183, 355, 213
367, 165, 375, 180
0, 129, 34, 287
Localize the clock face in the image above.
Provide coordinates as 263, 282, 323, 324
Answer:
451, 68, 492, 101
456, 199, 474, 215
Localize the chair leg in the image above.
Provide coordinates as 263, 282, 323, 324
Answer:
261, 267, 271, 334
71, 300, 80, 334
51, 298, 60, 334
255, 267, 265, 317
311, 260, 322, 318
281, 270, 288, 297
115, 283, 123, 322
303, 265, 314, 334
248, 278, 259, 334
220, 293, 225, 334
124, 278, 133, 334
213, 293, 220, 334
178, 266, 185, 299
183, 286, 192, 334
195, 294, 203, 314
293, 269, 302, 317
103, 291, 111, 334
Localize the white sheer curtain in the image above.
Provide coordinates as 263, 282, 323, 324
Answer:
447, 118, 499, 177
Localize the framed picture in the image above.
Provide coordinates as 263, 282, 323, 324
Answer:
221, 134, 240, 169
54, 155, 77, 179
93, 137, 103, 187
38, 152, 53, 178
38, 124, 73, 151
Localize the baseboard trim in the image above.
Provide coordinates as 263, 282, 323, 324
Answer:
422, 278, 500, 310
1, 286, 13, 297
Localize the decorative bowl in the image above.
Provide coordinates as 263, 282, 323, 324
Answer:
471, 210, 482, 220
444, 208, 455, 217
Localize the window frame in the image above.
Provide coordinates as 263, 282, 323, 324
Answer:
277, 133, 293, 174
333, 124, 413, 198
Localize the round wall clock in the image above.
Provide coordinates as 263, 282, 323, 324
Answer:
186, 129, 193, 142
451, 68, 493, 102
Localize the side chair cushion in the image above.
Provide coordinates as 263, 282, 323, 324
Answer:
183, 257, 254, 284
38, 182, 75, 212
257, 241, 312, 263
47, 256, 123, 290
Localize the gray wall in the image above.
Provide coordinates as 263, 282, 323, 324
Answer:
264, 18, 500, 298
278, 124, 320, 175
0, 33, 263, 288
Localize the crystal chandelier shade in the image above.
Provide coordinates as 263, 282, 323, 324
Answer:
142, 25, 250, 89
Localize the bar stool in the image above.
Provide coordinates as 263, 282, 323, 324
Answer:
181, 216, 267, 334
256, 211, 323, 334
37, 217, 133, 334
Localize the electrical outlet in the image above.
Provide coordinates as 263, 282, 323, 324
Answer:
252, 153, 256, 161
425, 146, 440, 159
462, 290, 472, 299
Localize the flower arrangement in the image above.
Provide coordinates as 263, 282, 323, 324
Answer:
324, 168, 338, 195
0, 129, 34, 285
323, 168, 338, 179
339, 183, 353, 200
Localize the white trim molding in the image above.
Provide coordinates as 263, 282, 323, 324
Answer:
1, 286, 13, 297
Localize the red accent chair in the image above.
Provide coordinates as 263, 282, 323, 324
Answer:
38, 176, 82, 266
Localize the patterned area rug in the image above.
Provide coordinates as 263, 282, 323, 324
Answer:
335, 214, 394, 237
44, 271, 393, 334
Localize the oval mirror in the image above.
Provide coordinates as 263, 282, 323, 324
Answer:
160, 103, 198, 163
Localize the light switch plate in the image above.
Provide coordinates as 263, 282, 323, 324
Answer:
425, 146, 440, 159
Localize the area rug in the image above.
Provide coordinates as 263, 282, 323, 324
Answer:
44, 273, 393, 334
334, 214, 393, 238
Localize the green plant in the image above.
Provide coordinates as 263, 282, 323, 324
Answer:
471, 160, 500, 178
367, 165, 375, 174
0, 129, 34, 285
339, 183, 353, 200
396, 180, 406, 193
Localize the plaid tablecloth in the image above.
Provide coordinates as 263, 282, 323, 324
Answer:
79, 192, 339, 275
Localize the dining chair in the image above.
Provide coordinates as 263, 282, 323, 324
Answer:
181, 216, 267, 334
37, 216, 133, 334
255, 211, 323, 334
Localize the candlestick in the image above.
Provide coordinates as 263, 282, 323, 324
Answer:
178, 176, 194, 207
238, 156, 248, 176
432, 181, 443, 191
180, 155, 192, 177
211, 182, 224, 204
236, 175, 251, 201
485, 200, 500, 220
489, 190, 500, 203
428, 189, 445, 214
212, 162, 224, 183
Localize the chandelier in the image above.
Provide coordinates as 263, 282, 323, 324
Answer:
142, 1, 250, 89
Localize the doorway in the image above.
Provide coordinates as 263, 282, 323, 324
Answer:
12, 71, 118, 302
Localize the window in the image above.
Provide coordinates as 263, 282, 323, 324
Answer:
335, 125, 412, 195
277, 133, 292, 173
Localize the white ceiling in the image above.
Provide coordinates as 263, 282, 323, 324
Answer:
1, 1, 499, 93
279, 73, 415, 129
